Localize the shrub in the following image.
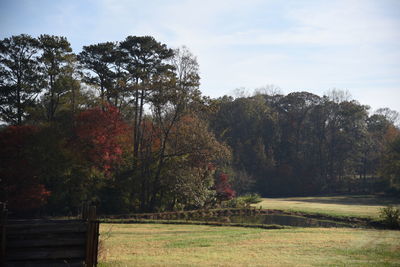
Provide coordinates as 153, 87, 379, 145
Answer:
379, 206, 400, 229
215, 173, 236, 201
240, 194, 262, 206
223, 193, 262, 208
223, 198, 245, 208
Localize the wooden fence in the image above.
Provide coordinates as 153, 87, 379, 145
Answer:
0, 204, 99, 267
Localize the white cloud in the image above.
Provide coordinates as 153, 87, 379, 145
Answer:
3, 0, 398, 110
72, 0, 400, 114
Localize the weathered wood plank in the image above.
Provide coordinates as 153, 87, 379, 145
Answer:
7, 220, 87, 227
7, 247, 85, 261
6, 223, 87, 234
5, 259, 84, 267
7, 236, 86, 248
4, 206, 99, 267
8, 219, 84, 225
7, 231, 85, 239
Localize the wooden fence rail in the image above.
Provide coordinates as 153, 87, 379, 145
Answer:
0, 204, 99, 267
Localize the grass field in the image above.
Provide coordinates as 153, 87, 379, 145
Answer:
255, 195, 400, 218
98, 223, 400, 267
98, 195, 400, 266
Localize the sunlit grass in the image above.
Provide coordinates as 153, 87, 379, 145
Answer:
98, 223, 400, 266
255, 195, 400, 218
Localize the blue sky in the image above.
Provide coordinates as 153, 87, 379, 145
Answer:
1, 0, 399, 112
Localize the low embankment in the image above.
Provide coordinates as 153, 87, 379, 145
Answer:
100, 208, 380, 229
101, 195, 400, 229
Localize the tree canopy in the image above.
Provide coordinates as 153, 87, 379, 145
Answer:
1, 34, 399, 216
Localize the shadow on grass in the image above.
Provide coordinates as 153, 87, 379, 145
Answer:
279, 195, 400, 206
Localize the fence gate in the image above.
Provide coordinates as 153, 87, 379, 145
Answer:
0, 204, 99, 267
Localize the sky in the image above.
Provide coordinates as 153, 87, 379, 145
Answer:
1, 0, 399, 112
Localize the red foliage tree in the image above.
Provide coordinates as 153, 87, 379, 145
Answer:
0, 126, 51, 214
215, 172, 236, 201
73, 104, 131, 174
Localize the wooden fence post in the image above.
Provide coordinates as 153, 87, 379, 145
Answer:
1, 203, 7, 267
85, 206, 99, 267
82, 202, 89, 220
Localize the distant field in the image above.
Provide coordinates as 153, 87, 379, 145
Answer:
255, 195, 400, 218
98, 223, 400, 267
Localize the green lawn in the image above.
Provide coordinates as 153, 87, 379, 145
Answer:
98, 223, 400, 267
255, 195, 400, 218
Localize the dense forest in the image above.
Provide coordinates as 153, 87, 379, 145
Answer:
1, 34, 399, 216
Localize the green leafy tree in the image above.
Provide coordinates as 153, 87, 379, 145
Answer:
78, 42, 117, 105
162, 115, 231, 210
119, 36, 175, 160
381, 136, 400, 193
0, 34, 42, 125
38, 34, 74, 121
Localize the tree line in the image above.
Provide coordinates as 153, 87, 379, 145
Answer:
0, 34, 399, 216
209, 90, 400, 196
